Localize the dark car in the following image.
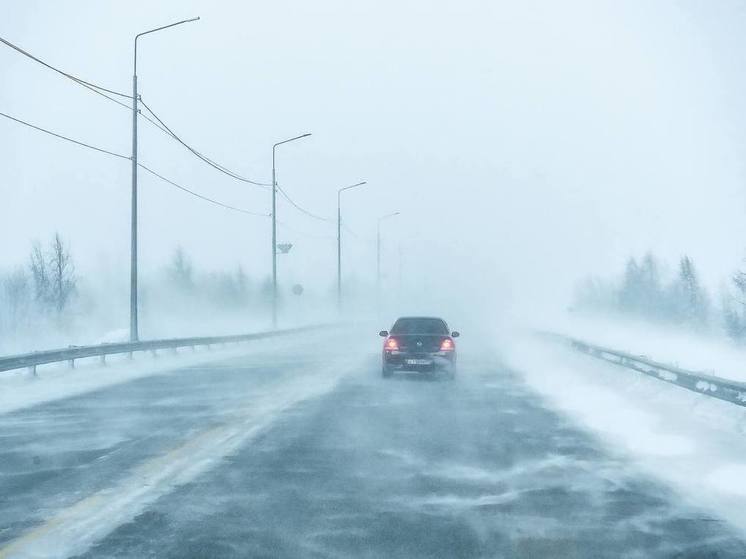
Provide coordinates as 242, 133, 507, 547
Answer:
379, 316, 460, 379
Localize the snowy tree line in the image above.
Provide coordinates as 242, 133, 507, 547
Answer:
574, 251, 746, 343
0, 236, 275, 350
573, 252, 709, 328
153, 245, 274, 312
0, 233, 78, 338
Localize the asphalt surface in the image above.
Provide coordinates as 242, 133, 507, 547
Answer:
1, 332, 745, 558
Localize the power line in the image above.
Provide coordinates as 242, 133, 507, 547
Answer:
0, 35, 132, 99
0, 108, 266, 217
341, 221, 374, 244
91, 94, 262, 181
0, 110, 129, 160
2, 35, 171, 134
139, 98, 271, 188
276, 184, 333, 222
0, 36, 178, 134
341, 222, 359, 237
0, 36, 171, 136
90, 89, 132, 110
0, 35, 274, 190
139, 110, 174, 136
138, 162, 269, 217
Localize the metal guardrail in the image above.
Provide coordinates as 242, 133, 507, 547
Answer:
0, 324, 332, 376
546, 332, 746, 408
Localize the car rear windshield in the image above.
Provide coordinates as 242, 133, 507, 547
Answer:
391, 318, 449, 335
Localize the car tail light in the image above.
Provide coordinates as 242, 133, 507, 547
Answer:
385, 337, 399, 351
440, 338, 455, 351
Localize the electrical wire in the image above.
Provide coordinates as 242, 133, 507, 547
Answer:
0, 35, 274, 190
275, 185, 368, 242
0, 36, 175, 134
139, 98, 271, 187
0, 35, 180, 142
0, 35, 132, 98
0, 108, 266, 217
1, 102, 347, 228
341, 221, 374, 244
276, 184, 334, 222
341, 222, 359, 238
0, 110, 130, 160
138, 162, 270, 217
1, 36, 168, 134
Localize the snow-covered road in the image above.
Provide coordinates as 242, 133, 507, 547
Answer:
0, 330, 744, 558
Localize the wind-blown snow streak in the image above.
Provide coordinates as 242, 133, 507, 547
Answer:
504, 334, 746, 536
0, 360, 353, 559
0, 334, 330, 416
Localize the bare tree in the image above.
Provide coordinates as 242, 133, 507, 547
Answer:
47, 233, 76, 315
168, 246, 194, 292
29, 240, 51, 310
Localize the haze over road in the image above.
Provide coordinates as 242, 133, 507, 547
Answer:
0, 331, 744, 558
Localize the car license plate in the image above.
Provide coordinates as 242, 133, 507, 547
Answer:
406, 358, 432, 366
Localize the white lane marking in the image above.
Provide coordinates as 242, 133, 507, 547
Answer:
0, 362, 352, 559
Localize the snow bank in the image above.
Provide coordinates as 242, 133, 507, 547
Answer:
549, 314, 746, 383
502, 332, 746, 535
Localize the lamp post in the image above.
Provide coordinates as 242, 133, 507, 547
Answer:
377, 212, 400, 294
337, 181, 367, 312
130, 16, 199, 343
272, 133, 311, 328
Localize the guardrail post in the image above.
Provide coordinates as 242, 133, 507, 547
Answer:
100, 354, 106, 366
69, 359, 75, 369
28, 364, 37, 377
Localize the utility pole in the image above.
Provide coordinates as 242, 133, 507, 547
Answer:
130, 67, 138, 342
272, 150, 276, 329
130, 17, 199, 343
271, 133, 311, 329
337, 196, 341, 310
336, 181, 367, 312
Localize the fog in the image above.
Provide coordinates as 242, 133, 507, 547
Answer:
6, 4, 746, 555
3, 0, 746, 347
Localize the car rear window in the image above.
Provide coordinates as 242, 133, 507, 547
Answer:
391, 318, 449, 335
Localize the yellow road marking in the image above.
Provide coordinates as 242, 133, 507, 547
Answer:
0, 366, 348, 559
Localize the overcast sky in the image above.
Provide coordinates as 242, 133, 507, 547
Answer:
2, 0, 746, 319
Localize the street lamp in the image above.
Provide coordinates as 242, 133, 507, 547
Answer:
377, 212, 400, 294
130, 16, 199, 343
337, 181, 367, 312
272, 133, 311, 328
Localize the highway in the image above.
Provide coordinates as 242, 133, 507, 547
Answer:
0, 330, 744, 558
